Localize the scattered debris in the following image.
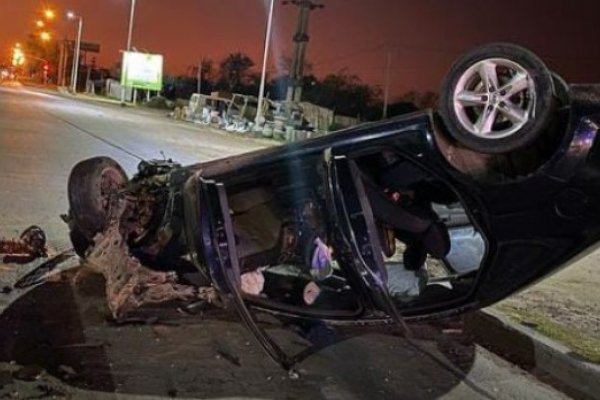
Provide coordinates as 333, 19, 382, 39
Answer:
12, 366, 43, 382
0, 226, 47, 264
176, 92, 257, 134
288, 369, 300, 380
174, 91, 358, 142
13, 250, 76, 290
216, 350, 241, 367
302, 282, 322, 306
56, 365, 77, 381
241, 269, 265, 296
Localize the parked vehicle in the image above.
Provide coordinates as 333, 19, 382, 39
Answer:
65, 43, 600, 370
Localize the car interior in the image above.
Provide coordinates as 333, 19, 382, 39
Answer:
352, 151, 486, 309
222, 150, 486, 314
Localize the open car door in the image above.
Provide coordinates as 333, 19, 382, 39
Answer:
188, 149, 392, 370
324, 149, 410, 326
196, 177, 296, 369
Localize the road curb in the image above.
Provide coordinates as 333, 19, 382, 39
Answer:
464, 309, 600, 399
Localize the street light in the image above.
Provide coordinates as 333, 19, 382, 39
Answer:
255, 0, 275, 129
121, 0, 137, 104
40, 31, 52, 42
36, 20, 45, 28
67, 11, 84, 94
44, 9, 56, 20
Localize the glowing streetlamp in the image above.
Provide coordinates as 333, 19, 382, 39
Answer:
40, 31, 52, 42
36, 20, 45, 28
44, 9, 56, 20
67, 11, 84, 94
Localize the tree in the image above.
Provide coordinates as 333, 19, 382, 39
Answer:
277, 54, 314, 76
24, 33, 59, 78
302, 70, 381, 118
217, 52, 255, 92
396, 90, 439, 109
186, 58, 215, 94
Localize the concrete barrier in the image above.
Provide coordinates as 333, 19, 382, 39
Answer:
465, 309, 600, 399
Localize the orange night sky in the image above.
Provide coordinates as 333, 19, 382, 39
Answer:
2, 0, 600, 98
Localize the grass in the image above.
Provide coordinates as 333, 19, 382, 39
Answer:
494, 303, 600, 364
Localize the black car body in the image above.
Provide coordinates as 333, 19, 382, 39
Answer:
64, 45, 600, 369
181, 84, 600, 316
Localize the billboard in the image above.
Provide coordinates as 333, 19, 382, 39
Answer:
121, 51, 163, 91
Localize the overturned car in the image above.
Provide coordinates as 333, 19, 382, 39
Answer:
64, 43, 600, 369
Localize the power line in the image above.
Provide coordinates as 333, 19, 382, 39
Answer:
310, 42, 460, 73
311, 43, 386, 69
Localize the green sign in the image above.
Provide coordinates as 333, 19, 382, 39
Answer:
121, 51, 163, 91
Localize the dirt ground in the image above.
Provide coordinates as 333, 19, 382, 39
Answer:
494, 248, 600, 362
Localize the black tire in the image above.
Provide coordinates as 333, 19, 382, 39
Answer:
552, 71, 570, 107
439, 43, 556, 154
68, 157, 128, 241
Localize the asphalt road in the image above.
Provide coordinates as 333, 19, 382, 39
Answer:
0, 84, 572, 400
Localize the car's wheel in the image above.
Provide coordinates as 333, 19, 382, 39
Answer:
68, 157, 128, 241
552, 71, 569, 107
439, 43, 555, 154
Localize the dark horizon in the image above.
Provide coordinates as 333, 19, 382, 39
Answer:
2, 0, 600, 98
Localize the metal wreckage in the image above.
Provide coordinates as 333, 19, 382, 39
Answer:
6, 43, 600, 371
0, 226, 46, 264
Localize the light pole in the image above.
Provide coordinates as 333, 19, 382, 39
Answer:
44, 9, 56, 20
121, 0, 137, 104
39, 31, 52, 42
197, 58, 203, 95
67, 11, 84, 94
255, 0, 275, 129
382, 47, 392, 119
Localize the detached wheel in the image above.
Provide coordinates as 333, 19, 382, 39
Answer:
68, 157, 128, 242
439, 43, 555, 154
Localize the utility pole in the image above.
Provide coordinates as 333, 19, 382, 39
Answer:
121, 0, 137, 104
382, 46, 392, 119
57, 40, 66, 86
255, 0, 275, 128
197, 58, 203, 94
71, 15, 83, 94
284, 0, 323, 104
69, 41, 76, 91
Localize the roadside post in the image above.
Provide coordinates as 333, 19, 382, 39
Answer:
67, 12, 84, 94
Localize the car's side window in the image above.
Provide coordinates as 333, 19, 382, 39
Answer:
353, 151, 486, 308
